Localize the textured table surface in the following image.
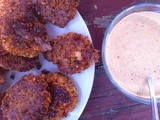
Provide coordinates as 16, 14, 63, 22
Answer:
78, 0, 160, 120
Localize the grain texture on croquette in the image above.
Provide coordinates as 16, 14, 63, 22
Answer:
0, 45, 38, 71
1, 73, 78, 119
1, 74, 52, 120
43, 72, 78, 119
0, 92, 5, 120
35, 0, 80, 27
0, 0, 51, 58
46, 32, 99, 74
0, 67, 6, 84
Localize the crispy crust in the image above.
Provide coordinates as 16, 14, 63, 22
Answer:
0, 0, 51, 58
0, 106, 2, 120
42, 72, 78, 119
0, 19, 51, 58
0, 0, 35, 21
0, 76, 4, 84
0, 93, 5, 120
1, 73, 78, 119
45, 32, 99, 74
0, 67, 6, 84
1, 74, 52, 120
35, 0, 80, 27
0, 45, 38, 71
0, 93, 4, 104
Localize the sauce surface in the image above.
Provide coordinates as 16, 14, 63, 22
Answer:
106, 11, 160, 98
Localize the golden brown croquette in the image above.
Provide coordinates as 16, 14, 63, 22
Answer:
45, 32, 99, 74
35, 0, 80, 27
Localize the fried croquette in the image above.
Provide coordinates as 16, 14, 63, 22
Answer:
0, 0, 34, 21
0, 45, 38, 71
0, 0, 51, 58
35, 0, 80, 27
0, 18, 51, 58
1, 72, 78, 120
45, 32, 99, 74
1, 74, 52, 120
44, 73, 78, 119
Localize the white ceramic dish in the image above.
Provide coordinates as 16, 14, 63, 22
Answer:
0, 11, 95, 120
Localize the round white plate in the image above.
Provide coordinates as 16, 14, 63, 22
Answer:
0, 11, 95, 120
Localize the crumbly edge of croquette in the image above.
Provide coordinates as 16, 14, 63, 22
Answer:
47, 72, 78, 113
39, 72, 78, 119
0, 46, 39, 71
0, 1, 51, 58
1, 38, 40, 58
1, 73, 78, 119
1, 74, 52, 119
34, 0, 78, 27
0, 19, 50, 58
46, 32, 99, 74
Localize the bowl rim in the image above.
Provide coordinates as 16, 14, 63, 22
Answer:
102, 2, 160, 105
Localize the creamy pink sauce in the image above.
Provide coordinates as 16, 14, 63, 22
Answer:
106, 11, 160, 98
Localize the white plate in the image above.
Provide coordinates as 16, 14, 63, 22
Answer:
0, 11, 95, 120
